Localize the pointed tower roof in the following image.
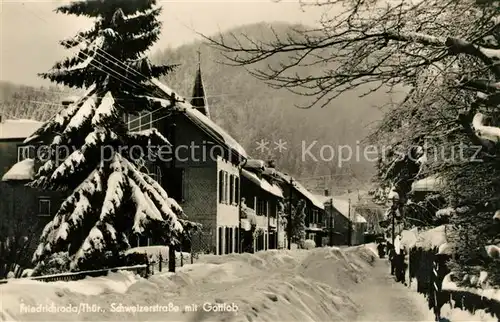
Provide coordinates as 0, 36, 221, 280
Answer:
190, 49, 210, 118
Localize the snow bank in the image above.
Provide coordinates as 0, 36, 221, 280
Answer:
442, 274, 500, 303
400, 228, 419, 249
416, 225, 448, 250
400, 226, 452, 252
1, 247, 376, 322
364, 243, 379, 257
124, 246, 191, 262
440, 303, 497, 322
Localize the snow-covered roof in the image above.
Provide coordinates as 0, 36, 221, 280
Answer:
354, 214, 367, 223
412, 175, 443, 192
149, 78, 247, 159
275, 171, 324, 209
244, 159, 266, 171
1, 158, 35, 181
320, 196, 366, 223
314, 194, 331, 205
0, 119, 43, 140
183, 107, 247, 158
242, 169, 283, 198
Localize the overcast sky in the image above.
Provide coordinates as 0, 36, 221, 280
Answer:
0, 0, 324, 87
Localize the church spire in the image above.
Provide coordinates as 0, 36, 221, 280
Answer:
190, 49, 210, 118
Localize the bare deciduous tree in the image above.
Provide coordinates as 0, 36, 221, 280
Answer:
207, 0, 500, 285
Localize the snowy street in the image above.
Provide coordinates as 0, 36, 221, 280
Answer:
351, 257, 434, 321
0, 245, 443, 322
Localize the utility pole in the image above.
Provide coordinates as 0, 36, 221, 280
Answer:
237, 166, 242, 253
168, 122, 177, 273
391, 206, 396, 246
287, 177, 293, 250
347, 198, 352, 246
330, 197, 334, 246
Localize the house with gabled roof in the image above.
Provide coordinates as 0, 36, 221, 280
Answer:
1, 55, 326, 259
125, 61, 329, 253
314, 192, 368, 246
239, 159, 284, 252
123, 59, 248, 255
273, 170, 326, 247
0, 117, 65, 268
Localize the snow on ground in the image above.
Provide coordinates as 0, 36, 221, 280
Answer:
3, 244, 466, 322
400, 225, 449, 251
124, 246, 192, 262
1, 246, 377, 322
349, 258, 436, 322
1, 270, 140, 298
440, 303, 497, 322
365, 242, 378, 257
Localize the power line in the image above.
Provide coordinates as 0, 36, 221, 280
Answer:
18, 3, 157, 95
16, 4, 181, 132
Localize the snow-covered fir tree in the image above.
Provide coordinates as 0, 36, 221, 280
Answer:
27, 0, 198, 272
289, 200, 306, 246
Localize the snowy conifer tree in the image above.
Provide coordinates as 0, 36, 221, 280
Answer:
290, 200, 306, 246
26, 0, 198, 272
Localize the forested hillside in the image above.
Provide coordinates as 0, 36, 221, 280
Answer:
0, 80, 78, 120
0, 22, 391, 191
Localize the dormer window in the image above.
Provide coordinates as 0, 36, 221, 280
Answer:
126, 112, 153, 132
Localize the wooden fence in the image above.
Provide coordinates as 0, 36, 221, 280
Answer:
408, 247, 500, 320
148, 251, 196, 275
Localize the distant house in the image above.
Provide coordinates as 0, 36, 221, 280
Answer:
315, 193, 367, 246
411, 175, 443, 195
0, 117, 64, 266
239, 160, 283, 252
275, 171, 326, 247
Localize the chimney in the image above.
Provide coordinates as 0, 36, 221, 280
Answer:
267, 159, 276, 168
324, 189, 330, 197
61, 96, 77, 106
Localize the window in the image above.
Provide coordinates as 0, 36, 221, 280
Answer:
163, 168, 184, 202
225, 227, 230, 254
257, 200, 267, 216
38, 198, 51, 216
224, 172, 229, 204
149, 165, 162, 185
234, 177, 239, 205
17, 145, 35, 162
229, 175, 234, 205
229, 228, 234, 253
126, 111, 153, 132
218, 171, 224, 203
136, 235, 150, 247
218, 227, 224, 255
235, 227, 239, 252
